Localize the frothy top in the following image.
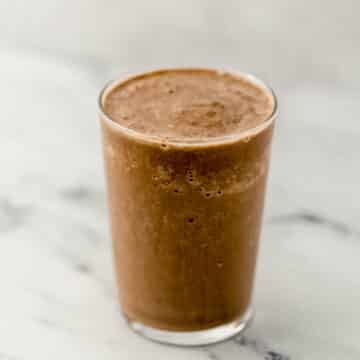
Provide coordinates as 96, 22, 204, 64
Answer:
102, 69, 275, 140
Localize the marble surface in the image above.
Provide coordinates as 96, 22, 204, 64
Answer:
1, 1, 360, 359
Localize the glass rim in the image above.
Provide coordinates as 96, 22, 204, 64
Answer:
98, 67, 278, 147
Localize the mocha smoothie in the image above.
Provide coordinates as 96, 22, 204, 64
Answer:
100, 69, 275, 331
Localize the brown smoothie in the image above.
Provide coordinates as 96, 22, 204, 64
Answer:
100, 69, 275, 331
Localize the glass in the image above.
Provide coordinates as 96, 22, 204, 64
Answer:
98, 69, 277, 346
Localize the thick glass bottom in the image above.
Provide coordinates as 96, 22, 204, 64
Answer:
126, 307, 253, 346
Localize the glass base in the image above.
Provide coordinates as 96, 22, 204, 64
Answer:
127, 307, 253, 346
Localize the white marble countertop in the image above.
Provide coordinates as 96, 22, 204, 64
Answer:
1, 1, 360, 358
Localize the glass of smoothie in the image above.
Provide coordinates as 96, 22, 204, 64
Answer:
98, 68, 277, 346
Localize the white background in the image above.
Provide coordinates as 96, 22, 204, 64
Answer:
0, 1, 359, 359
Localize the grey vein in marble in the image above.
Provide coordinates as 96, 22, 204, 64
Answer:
0, 353, 21, 360
234, 336, 290, 360
202, 348, 221, 360
0, 199, 32, 233
60, 185, 105, 208
270, 211, 358, 238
